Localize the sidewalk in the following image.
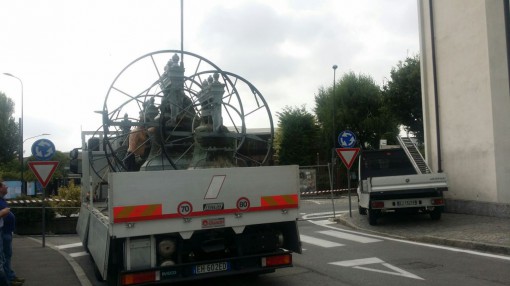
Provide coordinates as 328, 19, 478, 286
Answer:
335, 210, 510, 256
11, 236, 86, 286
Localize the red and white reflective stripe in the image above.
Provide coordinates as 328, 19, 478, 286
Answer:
261, 194, 298, 207
112, 194, 299, 224
113, 204, 162, 222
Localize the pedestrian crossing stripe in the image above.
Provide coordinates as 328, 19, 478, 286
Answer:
300, 235, 344, 248
56, 242, 83, 250
318, 230, 382, 243
69, 251, 89, 258
300, 230, 382, 248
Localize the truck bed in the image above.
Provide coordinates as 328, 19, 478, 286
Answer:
368, 173, 448, 193
106, 165, 300, 238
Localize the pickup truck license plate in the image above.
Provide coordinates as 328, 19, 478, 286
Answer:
194, 262, 230, 275
396, 200, 419, 206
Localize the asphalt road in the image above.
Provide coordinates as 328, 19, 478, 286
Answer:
38, 197, 510, 286
43, 219, 510, 286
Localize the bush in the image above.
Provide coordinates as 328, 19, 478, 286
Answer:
12, 195, 56, 224
49, 181, 81, 217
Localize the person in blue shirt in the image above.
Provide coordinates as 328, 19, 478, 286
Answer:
0, 181, 24, 286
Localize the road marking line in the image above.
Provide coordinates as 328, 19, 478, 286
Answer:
69, 251, 89, 258
301, 211, 347, 220
330, 257, 424, 280
300, 235, 344, 248
307, 220, 510, 261
56, 242, 83, 250
318, 230, 382, 243
314, 219, 336, 225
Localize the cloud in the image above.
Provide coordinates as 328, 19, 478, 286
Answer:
0, 0, 419, 152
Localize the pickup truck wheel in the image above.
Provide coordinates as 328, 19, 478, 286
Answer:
368, 210, 379, 225
358, 206, 367, 215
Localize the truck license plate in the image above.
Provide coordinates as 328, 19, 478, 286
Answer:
194, 262, 230, 275
396, 200, 419, 206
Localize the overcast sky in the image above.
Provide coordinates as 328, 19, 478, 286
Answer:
0, 0, 419, 153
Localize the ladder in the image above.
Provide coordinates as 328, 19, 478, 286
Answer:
397, 136, 431, 174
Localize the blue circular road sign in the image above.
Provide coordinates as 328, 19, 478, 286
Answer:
338, 130, 356, 148
31, 139, 56, 161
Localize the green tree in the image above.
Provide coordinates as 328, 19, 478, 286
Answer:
0, 159, 21, 180
275, 106, 319, 165
382, 55, 423, 142
0, 92, 20, 164
50, 180, 81, 217
314, 72, 398, 150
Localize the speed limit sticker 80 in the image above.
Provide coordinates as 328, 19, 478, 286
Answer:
236, 197, 250, 211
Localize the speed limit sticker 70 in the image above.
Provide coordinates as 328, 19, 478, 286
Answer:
177, 201, 193, 216
236, 197, 250, 211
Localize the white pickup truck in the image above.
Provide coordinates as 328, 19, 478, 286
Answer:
357, 148, 448, 225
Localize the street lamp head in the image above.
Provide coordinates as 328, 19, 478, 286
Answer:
332, 65, 338, 70
3, 72, 14, 77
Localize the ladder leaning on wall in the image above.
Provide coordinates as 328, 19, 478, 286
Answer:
397, 136, 431, 174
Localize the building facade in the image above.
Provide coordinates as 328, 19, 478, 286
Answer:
418, 0, 510, 217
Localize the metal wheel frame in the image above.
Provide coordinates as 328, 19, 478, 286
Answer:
100, 50, 274, 172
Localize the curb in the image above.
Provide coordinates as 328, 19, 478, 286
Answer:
416, 236, 510, 256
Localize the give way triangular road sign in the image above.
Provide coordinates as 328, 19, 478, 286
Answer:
28, 161, 59, 188
335, 148, 360, 170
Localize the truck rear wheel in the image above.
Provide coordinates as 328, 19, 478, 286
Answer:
368, 209, 379, 225
106, 271, 119, 286
358, 206, 367, 215
430, 208, 442, 220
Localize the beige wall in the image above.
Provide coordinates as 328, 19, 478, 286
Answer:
419, 0, 510, 208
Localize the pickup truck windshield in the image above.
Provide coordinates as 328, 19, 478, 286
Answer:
360, 148, 416, 179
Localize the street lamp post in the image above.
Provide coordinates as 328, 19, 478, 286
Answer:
331, 65, 338, 188
3, 73, 24, 194
329, 64, 338, 218
23, 134, 50, 144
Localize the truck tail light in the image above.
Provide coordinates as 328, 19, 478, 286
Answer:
121, 271, 157, 285
371, 201, 384, 209
431, 198, 444, 205
262, 254, 292, 267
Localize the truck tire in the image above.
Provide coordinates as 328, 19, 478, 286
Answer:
106, 271, 119, 286
430, 208, 442, 220
358, 206, 367, 215
368, 209, 379, 226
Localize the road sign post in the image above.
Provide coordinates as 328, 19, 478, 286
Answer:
337, 130, 360, 218
28, 161, 59, 248
30, 138, 57, 248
